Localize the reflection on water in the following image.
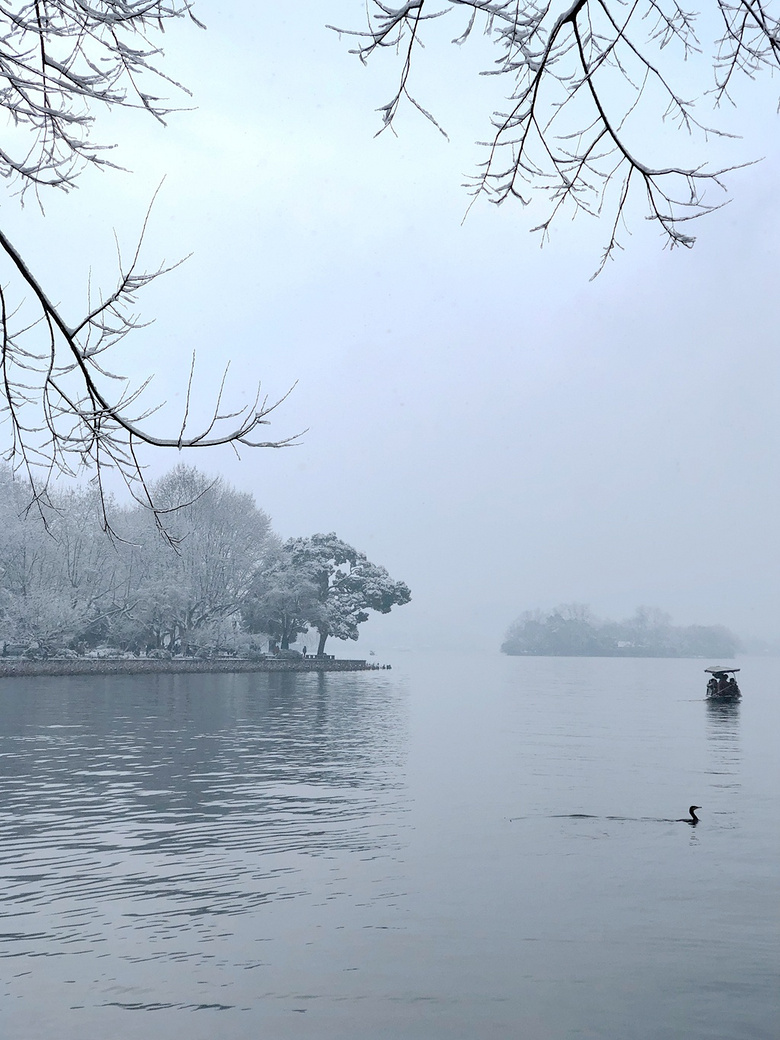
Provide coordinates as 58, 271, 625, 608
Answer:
705, 694, 741, 731
0, 671, 407, 1025
705, 697, 741, 809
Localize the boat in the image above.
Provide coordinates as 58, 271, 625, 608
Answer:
704, 666, 741, 700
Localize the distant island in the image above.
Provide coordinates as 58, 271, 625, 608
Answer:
501, 605, 740, 658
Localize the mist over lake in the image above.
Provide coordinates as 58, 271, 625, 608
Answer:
1, 652, 776, 1039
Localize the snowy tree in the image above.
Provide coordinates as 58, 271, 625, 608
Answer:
0, 462, 278, 653
243, 550, 321, 651
117, 465, 275, 652
274, 533, 411, 656
0, 467, 123, 646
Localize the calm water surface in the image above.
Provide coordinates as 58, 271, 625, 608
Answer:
0, 654, 777, 1039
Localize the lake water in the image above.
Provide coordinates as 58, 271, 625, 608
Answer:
0, 653, 777, 1039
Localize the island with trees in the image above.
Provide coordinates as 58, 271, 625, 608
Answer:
0, 464, 410, 673
502, 605, 740, 658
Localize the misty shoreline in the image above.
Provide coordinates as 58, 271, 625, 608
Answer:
0, 658, 370, 679
502, 650, 734, 659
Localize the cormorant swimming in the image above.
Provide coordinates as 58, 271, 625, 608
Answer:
678, 805, 701, 824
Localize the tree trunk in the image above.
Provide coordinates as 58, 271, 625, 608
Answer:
316, 629, 328, 657
280, 612, 292, 650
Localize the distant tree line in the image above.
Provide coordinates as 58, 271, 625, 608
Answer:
501, 605, 740, 658
0, 465, 410, 659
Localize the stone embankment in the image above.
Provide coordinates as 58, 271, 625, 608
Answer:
0, 657, 372, 678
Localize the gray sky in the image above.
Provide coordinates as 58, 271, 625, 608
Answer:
8, 2, 780, 651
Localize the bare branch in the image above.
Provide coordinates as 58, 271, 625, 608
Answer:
0, 5, 298, 531
0, 1, 203, 193
332, 0, 780, 268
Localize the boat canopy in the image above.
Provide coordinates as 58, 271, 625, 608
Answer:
704, 666, 740, 675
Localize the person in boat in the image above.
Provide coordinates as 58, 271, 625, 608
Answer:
713, 671, 733, 694
726, 675, 739, 693
707, 676, 718, 696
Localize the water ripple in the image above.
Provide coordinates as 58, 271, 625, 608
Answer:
0, 672, 408, 967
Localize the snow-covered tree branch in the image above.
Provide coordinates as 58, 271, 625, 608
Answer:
332, 0, 779, 271
0, 3, 295, 525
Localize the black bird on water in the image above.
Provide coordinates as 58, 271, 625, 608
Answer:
678, 805, 701, 824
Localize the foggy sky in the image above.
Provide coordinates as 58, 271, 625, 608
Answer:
5, 2, 780, 651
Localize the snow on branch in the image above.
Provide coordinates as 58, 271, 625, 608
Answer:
332, 0, 777, 269
0, 4, 297, 531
